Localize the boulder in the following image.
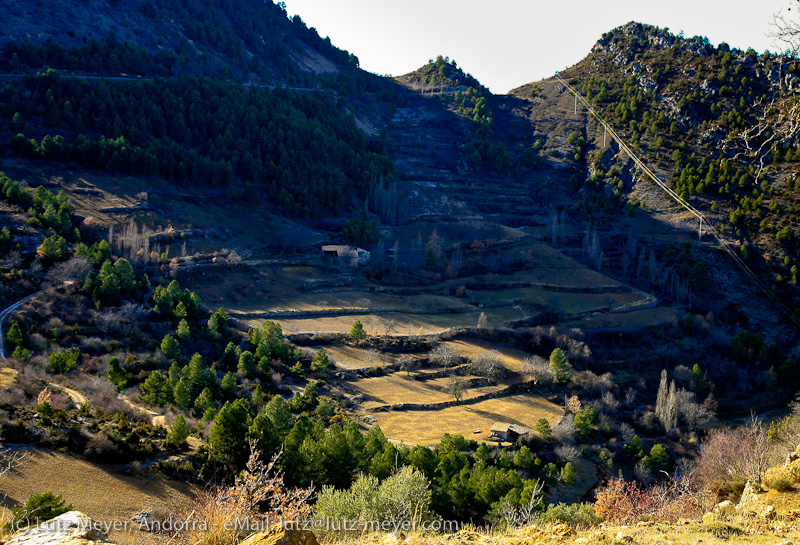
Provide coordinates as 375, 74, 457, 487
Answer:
5, 511, 113, 545
713, 500, 736, 516
758, 505, 777, 520
238, 524, 318, 545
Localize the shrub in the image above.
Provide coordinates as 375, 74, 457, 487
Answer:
168, 441, 312, 545
8, 492, 72, 530
594, 477, 702, 525
313, 466, 435, 537
537, 502, 600, 529
47, 348, 79, 374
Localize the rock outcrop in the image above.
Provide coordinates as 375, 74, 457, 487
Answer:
5, 511, 114, 545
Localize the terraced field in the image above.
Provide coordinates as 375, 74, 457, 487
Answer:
374, 394, 563, 446
350, 371, 504, 409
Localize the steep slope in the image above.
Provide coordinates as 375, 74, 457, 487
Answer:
511, 22, 800, 331
0, 0, 361, 85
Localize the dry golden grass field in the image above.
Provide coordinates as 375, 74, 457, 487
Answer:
443, 339, 534, 375
0, 449, 195, 545
374, 394, 563, 446
351, 371, 503, 409
0, 368, 18, 388
313, 345, 404, 369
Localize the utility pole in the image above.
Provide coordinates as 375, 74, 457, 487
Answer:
603, 125, 607, 148
699, 217, 703, 241
574, 92, 578, 115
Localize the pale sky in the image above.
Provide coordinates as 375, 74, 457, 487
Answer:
281, 0, 791, 94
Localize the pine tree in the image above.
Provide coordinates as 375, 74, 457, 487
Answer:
168, 361, 181, 385
176, 318, 190, 339
194, 387, 214, 418
560, 462, 577, 484
139, 371, 172, 406
160, 334, 180, 360
237, 350, 256, 377
12, 346, 30, 362
6, 322, 23, 349
174, 301, 188, 319
514, 445, 534, 469
210, 399, 251, 467
221, 371, 237, 398
207, 308, 228, 338
173, 379, 191, 411
166, 414, 190, 448
349, 320, 366, 341
311, 349, 330, 373
549, 348, 570, 385
265, 394, 294, 437
248, 411, 280, 460
107, 356, 128, 392
535, 418, 552, 442
251, 384, 264, 408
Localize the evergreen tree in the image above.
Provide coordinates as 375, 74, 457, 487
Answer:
166, 414, 190, 448
47, 348, 79, 374
139, 370, 172, 406
549, 348, 570, 385
251, 384, 264, 408
12, 346, 30, 362
248, 411, 280, 460
207, 308, 228, 338
210, 399, 251, 468
107, 356, 128, 392
6, 322, 23, 349
173, 379, 191, 411
174, 301, 188, 319
513, 445, 534, 469
264, 394, 294, 438
237, 350, 256, 377
160, 334, 180, 360
194, 387, 215, 418
176, 318, 190, 339
168, 361, 181, 385
221, 371, 237, 399
535, 418, 552, 442
311, 349, 330, 373
561, 462, 577, 484
349, 320, 366, 340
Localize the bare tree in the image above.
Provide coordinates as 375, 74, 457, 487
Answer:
363, 349, 381, 368
655, 369, 678, 431
555, 444, 581, 463
398, 355, 415, 377
0, 431, 26, 480
497, 479, 545, 528
552, 416, 576, 443
471, 350, 504, 382
446, 376, 468, 402
47, 255, 92, 284
428, 344, 456, 371
522, 355, 553, 386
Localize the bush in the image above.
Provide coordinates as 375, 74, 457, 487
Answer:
594, 477, 702, 524
47, 348, 79, 374
168, 442, 312, 545
7, 492, 72, 530
537, 502, 600, 529
313, 465, 435, 537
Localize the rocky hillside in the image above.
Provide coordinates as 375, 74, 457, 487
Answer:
0, 0, 364, 85
511, 22, 800, 330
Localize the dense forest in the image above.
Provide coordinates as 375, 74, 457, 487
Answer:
1, 69, 394, 216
